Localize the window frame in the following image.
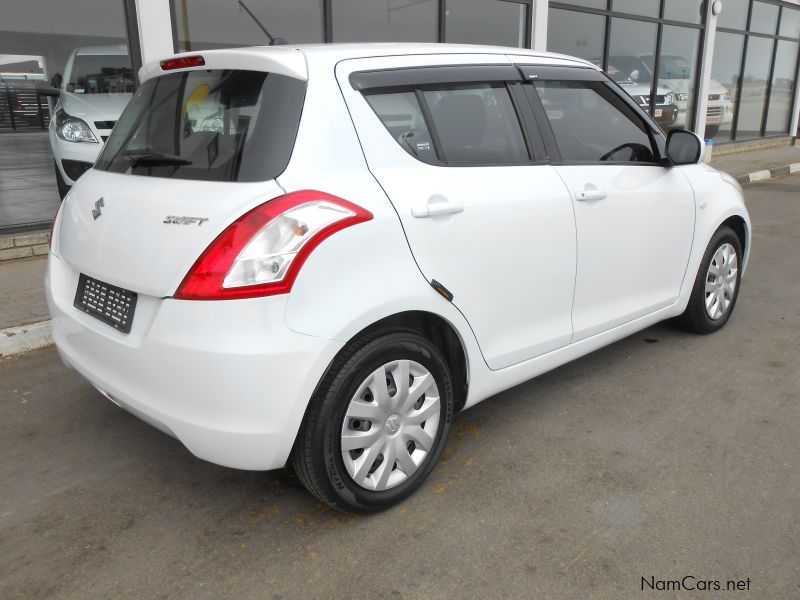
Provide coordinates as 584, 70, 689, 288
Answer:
521, 67, 669, 167
356, 65, 549, 167
355, 63, 671, 168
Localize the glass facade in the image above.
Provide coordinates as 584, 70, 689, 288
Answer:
738, 36, 774, 138
711, 32, 746, 142
172, 0, 530, 48
173, 0, 324, 49
550, 2, 705, 132
548, 1, 800, 141
0, 0, 134, 228
613, 0, 660, 18
716, 0, 800, 141
547, 8, 605, 61
445, 0, 528, 47
168, 0, 800, 144
766, 40, 800, 134
333, 0, 437, 42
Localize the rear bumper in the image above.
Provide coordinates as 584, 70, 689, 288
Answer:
46, 252, 343, 470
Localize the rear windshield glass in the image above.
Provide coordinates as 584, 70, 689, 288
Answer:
95, 70, 306, 182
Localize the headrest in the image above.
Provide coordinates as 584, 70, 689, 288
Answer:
431, 93, 487, 149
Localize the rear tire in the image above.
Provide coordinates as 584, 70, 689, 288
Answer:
292, 328, 454, 513
54, 160, 69, 200
678, 225, 742, 334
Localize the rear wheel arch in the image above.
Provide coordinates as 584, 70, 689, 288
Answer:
352, 311, 469, 412
296, 310, 469, 438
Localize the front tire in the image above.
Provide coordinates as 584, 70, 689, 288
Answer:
292, 329, 454, 513
678, 225, 742, 334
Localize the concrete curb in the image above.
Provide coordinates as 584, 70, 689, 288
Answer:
735, 162, 800, 184
0, 320, 53, 357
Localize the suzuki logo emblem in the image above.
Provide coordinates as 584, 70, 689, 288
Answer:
92, 197, 104, 220
385, 414, 401, 435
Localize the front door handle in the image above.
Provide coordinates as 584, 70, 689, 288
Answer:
575, 189, 608, 202
411, 201, 464, 218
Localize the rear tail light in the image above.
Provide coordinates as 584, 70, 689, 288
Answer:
174, 190, 372, 300
160, 55, 205, 71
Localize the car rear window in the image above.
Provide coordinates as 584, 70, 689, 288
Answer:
364, 82, 530, 165
95, 69, 306, 182
364, 91, 439, 164
422, 84, 529, 163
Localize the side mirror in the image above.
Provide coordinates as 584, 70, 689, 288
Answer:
630, 69, 640, 82
666, 129, 703, 165
36, 86, 61, 98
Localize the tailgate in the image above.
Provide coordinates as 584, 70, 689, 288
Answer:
56, 169, 284, 297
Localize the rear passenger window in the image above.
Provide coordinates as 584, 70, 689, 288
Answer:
422, 84, 528, 164
364, 82, 530, 165
533, 81, 655, 163
364, 91, 438, 164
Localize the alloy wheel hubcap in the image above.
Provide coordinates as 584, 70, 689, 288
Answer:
705, 242, 738, 320
340, 359, 441, 491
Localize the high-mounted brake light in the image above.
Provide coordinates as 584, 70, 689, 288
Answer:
174, 191, 373, 301
160, 55, 206, 71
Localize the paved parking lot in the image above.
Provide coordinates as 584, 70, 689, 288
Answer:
1, 176, 799, 599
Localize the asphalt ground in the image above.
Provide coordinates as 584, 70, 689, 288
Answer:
1, 176, 798, 599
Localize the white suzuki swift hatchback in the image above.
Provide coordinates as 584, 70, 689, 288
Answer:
47, 44, 751, 513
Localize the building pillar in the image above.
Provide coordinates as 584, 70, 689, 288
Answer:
133, 0, 175, 68
531, 0, 549, 51
693, 0, 720, 138
790, 58, 800, 140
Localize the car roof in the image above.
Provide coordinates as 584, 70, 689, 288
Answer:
140, 44, 599, 83
292, 43, 597, 68
293, 42, 582, 58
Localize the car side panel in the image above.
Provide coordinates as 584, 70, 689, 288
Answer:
282, 52, 749, 417
279, 52, 486, 370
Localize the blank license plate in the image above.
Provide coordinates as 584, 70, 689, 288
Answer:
74, 274, 138, 334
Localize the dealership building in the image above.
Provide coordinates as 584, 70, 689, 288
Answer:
0, 0, 799, 227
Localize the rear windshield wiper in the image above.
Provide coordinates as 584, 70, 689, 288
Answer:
121, 151, 192, 168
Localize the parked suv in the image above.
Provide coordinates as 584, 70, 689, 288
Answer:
609, 54, 733, 136
47, 45, 750, 513
601, 61, 679, 129
49, 45, 133, 198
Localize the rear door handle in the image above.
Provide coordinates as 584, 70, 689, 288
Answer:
574, 189, 608, 202
411, 201, 464, 218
